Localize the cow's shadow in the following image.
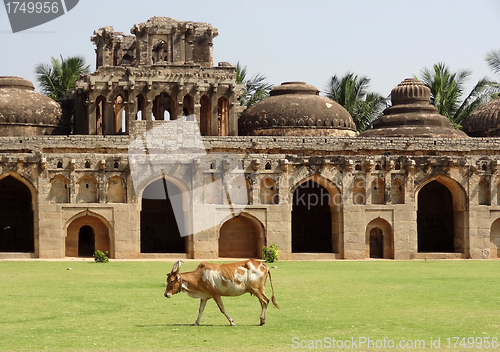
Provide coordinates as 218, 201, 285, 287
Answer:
135, 323, 261, 327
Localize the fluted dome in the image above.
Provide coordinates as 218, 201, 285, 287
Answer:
239, 82, 356, 136
360, 78, 468, 138
463, 99, 500, 137
0, 76, 68, 136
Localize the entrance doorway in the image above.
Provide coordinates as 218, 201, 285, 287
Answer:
78, 225, 95, 257
0, 176, 34, 252
141, 178, 185, 253
66, 215, 111, 258
417, 181, 454, 252
369, 227, 383, 258
292, 180, 332, 253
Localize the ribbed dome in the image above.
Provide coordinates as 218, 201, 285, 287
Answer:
463, 98, 500, 137
0, 76, 68, 136
238, 82, 356, 137
360, 78, 468, 138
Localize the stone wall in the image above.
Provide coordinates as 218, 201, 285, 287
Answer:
0, 134, 499, 260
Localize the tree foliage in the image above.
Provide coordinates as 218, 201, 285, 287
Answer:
324, 72, 387, 132
419, 62, 496, 128
235, 62, 273, 112
486, 50, 500, 76
35, 55, 90, 100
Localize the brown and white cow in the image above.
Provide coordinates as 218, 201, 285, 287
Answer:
164, 259, 279, 326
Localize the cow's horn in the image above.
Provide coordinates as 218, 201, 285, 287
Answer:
171, 260, 184, 274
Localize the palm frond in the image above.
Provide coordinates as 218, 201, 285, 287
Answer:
35, 55, 89, 100
486, 50, 500, 75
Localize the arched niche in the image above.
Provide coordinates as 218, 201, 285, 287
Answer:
219, 214, 263, 258
365, 217, 394, 259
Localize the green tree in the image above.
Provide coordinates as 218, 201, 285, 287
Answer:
35, 55, 90, 100
485, 50, 500, 99
486, 50, 500, 75
419, 62, 495, 129
235, 62, 273, 113
324, 72, 387, 132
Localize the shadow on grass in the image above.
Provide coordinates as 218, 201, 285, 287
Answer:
135, 323, 263, 327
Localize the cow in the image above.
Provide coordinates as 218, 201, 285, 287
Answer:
164, 259, 279, 326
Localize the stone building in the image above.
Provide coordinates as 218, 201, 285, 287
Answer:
1, 17, 500, 260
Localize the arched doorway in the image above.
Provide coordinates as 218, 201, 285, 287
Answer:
0, 176, 34, 252
365, 218, 394, 259
491, 218, 500, 259
417, 180, 454, 252
78, 225, 95, 257
219, 215, 262, 258
369, 228, 383, 258
95, 95, 106, 135
66, 214, 111, 258
217, 97, 229, 136
140, 178, 186, 253
292, 180, 333, 253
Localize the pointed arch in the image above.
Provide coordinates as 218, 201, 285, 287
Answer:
353, 176, 366, 205
47, 174, 69, 203
479, 179, 491, 206
371, 177, 385, 204
153, 92, 176, 121
260, 177, 278, 205
391, 178, 404, 204
135, 94, 146, 120
217, 96, 229, 136
291, 174, 342, 254
0, 173, 35, 253
416, 175, 467, 254
95, 95, 106, 135
113, 94, 126, 134
76, 175, 98, 203
182, 94, 194, 120
490, 218, 500, 259
200, 94, 211, 136
218, 212, 264, 258
64, 211, 113, 258
107, 176, 126, 203
139, 175, 189, 254
365, 217, 394, 259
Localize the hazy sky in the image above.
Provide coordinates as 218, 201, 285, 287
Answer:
1, 0, 500, 97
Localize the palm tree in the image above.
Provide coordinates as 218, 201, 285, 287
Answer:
235, 62, 273, 113
485, 50, 500, 99
486, 50, 500, 75
324, 72, 387, 132
419, 62, 495, 128
35, 55, 90, 100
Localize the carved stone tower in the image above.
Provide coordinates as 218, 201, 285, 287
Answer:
69, 17, 242, 137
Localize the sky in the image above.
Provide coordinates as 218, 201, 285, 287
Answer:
1, 0, 500, 97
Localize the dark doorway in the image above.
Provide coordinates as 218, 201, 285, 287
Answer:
292, 181, 332, 253
417, 181, 455, 252
369, 227, 384, 258
0, 176, 34, 252
78, 225, 95, 257
141, 178, 185, 253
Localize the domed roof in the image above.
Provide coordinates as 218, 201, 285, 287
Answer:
359, 78, 468, 138
463, 98, 500, 137
0, 76, 68, 136
238, 82, 356, 137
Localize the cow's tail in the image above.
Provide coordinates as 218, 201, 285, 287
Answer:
268, 269, 279, 309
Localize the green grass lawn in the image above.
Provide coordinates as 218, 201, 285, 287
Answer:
0, 260, 499, 351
